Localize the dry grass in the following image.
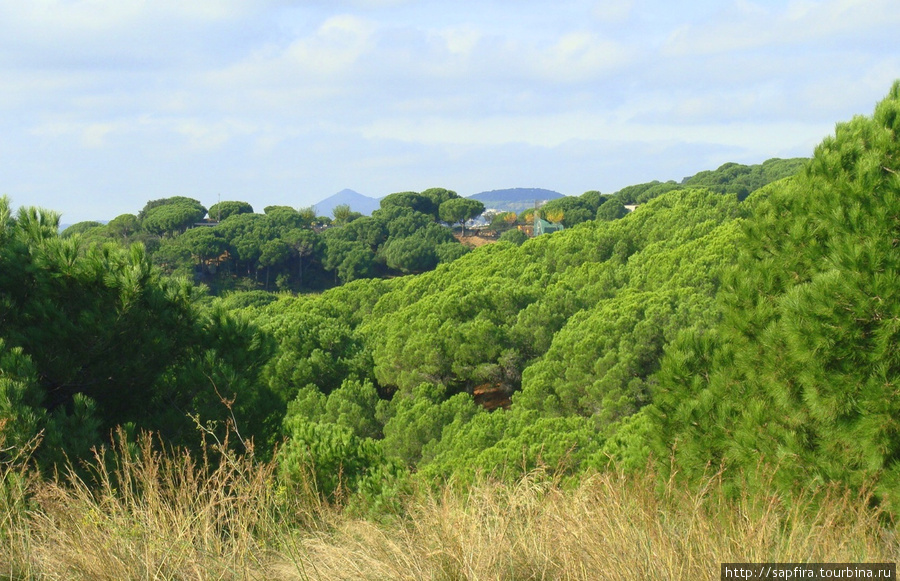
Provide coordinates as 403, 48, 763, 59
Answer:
295, 469, 898, 581
1, 430, 897, 581
0, 429, 326, 580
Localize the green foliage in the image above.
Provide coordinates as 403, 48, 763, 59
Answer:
256, 282, 390, 401
420, 187, 460, 210
0, 340, 44, 454
208, 201, 253, 221
516, 215, 742, 427
337, 247, 375, 282
0, 197, 274, 465
435, 242, 471, 263
152, 237, 194, 277
141, 197, 207, 236
374, 207, 431, 239
439, 198, 485, 234
683, 158, 807, 201
345, 216, 388, 250
596, 198, 628, 221
319, 202, 465, 282
611, 158, 806, 206
587, 408, 655, 471
279, 417, 385, 501
651, 82, 900, 512
91, 188, 471, 293
217, 290, 278, 310
179, 227, 226, 262
283, 228, 322, 288
614, 181, 681, 205
488, 211, 518, 232
6, 86, 891, 515
279, 372, 396, 501
331, 203, 354, 225
378, 383, 481, 467
381, 232, 439, 274
287, 379, 382, 441
540, 196, 595, 227
260, 238, 290, 269
61, 221, 105, 238
498, 229, 528, 245
579, 190, 605, 210
107, 213, 140, 239
364, 188, 740, 410
380, 191, 437, 218
418, 408, 602, 484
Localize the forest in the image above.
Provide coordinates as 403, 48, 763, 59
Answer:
2, 84, 900, 578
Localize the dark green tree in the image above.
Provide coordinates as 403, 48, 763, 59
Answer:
60, 221, 105, 238
421, 188, 460, 218
596, 199, 628, 221
381, 233, 439, 274
380, 192, 436, 217
338, 247, 375, 283
107, 213, 140, 240
540, 196, 594, 227
142, 199, 207, 236
208, 200, 253, 221
283, 228, 322, 289
439, 198, 485, 236
259, 238, 290, 290
651, 82, 900, 513
179, 227, 226, 265
499, 229, 528, 245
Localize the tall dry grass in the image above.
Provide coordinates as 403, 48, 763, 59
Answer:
297, 468, 898, 580
0, 429, 326, 580
1, 429, 897, 580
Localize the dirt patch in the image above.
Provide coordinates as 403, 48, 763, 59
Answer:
455, 233, 498, 248
473, 383, 512, 411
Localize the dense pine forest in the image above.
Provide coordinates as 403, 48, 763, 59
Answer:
2, 85, 900, 578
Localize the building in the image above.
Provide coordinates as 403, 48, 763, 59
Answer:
534, 218, 564, 236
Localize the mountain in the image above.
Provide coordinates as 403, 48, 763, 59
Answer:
467, 188, 564, 213
313, 189, 381, 217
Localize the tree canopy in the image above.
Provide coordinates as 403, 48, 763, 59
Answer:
5, 84, 898, 519
439, 198, 485, 236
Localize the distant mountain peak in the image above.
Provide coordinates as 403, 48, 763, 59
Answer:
313, 189, 381, 217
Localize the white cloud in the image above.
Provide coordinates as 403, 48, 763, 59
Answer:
27, 113, 262, 154
290, 15, 375, 73
438, 26, 482, 57
204, 13, 376, 103
532, 32, 630, 82
172, 119, 256, 151
592, 0, 634, 23
360, 107, 825, 159
0, 0, 244, 31
663, 0, 900, 57
81, 122, 117, 148
0, 0, 895, 223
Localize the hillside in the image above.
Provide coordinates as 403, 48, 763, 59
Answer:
3, 82, 900, 579
613, 157, 808, 204
467, 187, 564, 213
235, 82, 900, 507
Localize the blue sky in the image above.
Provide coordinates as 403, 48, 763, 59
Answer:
1, 0, 897, 223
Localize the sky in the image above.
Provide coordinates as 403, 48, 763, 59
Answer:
1, 0, 898, 223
